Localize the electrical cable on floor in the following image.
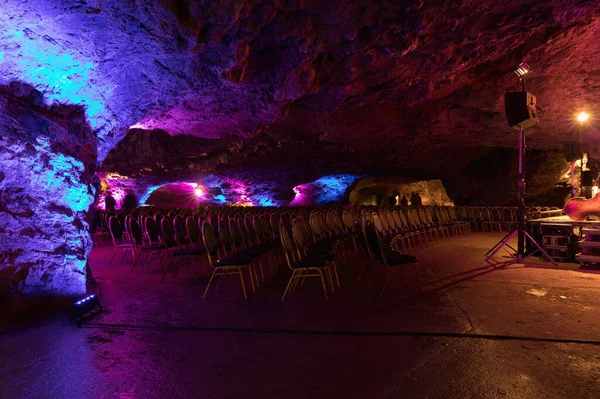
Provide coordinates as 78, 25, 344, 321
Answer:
81, 323, 600, 346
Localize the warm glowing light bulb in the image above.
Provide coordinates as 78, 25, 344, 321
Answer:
194, 187, 204, 197
577, 112, 589, 123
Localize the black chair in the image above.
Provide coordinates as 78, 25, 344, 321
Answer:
166, 217, 207, 281
129, 218, 167, 273
108, 216, 135, 265
280, 222, 332, 301
201, 221, 255, 299
362, 221, 419, 296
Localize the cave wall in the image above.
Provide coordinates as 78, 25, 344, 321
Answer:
443, 148, 569, 206
0, 83, 96, 299
348, 178, 455, 206
0, 0, 197, 162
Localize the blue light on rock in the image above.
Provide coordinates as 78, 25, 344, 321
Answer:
314, 175, 360, 204
213, 194, 228, 204
291, 174, 361, 206
4, 28, 106, 129
140, 186, 160, 205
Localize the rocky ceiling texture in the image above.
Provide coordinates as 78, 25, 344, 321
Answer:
97, 0, 600, 206
3, 0, 600, 296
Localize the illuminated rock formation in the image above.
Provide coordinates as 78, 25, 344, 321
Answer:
0, 83, 96, 297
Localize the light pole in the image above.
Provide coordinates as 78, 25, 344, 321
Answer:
577, 111, 589, 197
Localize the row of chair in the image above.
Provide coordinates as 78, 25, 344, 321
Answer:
99, 204, 476, 299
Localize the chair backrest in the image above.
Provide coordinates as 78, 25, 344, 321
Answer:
160, 219, 177, 248
418, 208, 429, 227
481, 207, 492, 221
281, 213, 291, 231
406, 209, 420, 230
391, 211, 403, 231
379, 211, 391, 233
186, 216, 201, 244
325, 212, 338, 235
490, 207, 502, 221
173, 216, 187, 245
137, 213, 146, 229
342, 211, 353, 230
425, 207, 436, 226
363, 221, 386, 265
244, 214, 258, 244
229, 218, 245, 248
279, 222, 297, 270
309, 213, 325, 241
108, 216, 123, 241
116, 212, 127, 229
255, 215, 271, 239
333, 211, 345, 233
154, 214, 164, 233
384, 210, 395, 233
201, 220, 219, 262
270, 213, 280, 237
208, 213, 219, 236
128, 218, 144, 245
145, 217, 160, 243
372, 212, 386, 234
218, 219, 233, 247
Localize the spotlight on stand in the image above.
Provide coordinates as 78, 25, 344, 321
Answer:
71, 294, 102, 327
485, 62, 556, 266
514, 62, 531, 79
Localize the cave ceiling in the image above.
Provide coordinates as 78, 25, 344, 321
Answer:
4, 0, 600, 196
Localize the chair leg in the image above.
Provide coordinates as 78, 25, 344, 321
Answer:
281, 270, 297, 301
238, 267, 248, 299
109, 248, 117, 265
357, 258, 368, 281
215, 270, 227, 291
248, 266, 256, 292
380, 269, 392, 297
203, 269, 218, 298
258, 259, 266, 283
131, 250, 143, 273
191, 257, 199, 282
326, 268, 335, 293
318, 270, 329, 302
414, 263, 421, 289
332, 262, 340, 288
290, 269, 303, 292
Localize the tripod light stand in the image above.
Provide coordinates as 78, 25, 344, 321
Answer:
485, 63, 557, 266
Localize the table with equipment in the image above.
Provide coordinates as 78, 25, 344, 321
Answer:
528, 215, 600, 264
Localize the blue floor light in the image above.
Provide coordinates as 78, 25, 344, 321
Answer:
71, 294, 102, 327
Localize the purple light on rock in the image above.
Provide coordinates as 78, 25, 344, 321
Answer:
291, 175, 361, 206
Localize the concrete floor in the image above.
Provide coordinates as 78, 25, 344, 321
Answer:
2, 232, 600, 398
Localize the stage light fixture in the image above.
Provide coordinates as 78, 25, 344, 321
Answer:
514, 62, 531, 79
577, 111, 589, 123
194, 186, 204, 197
71, 294, 102, 327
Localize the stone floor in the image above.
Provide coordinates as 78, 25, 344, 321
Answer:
2, 232, 600, 398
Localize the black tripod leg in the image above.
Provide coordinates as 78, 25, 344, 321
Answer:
485, 229, 519, 264
523, 231, 558, 266
485, 229, 518, 257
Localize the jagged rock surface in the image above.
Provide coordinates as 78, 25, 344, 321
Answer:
0, 83, 96, 298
